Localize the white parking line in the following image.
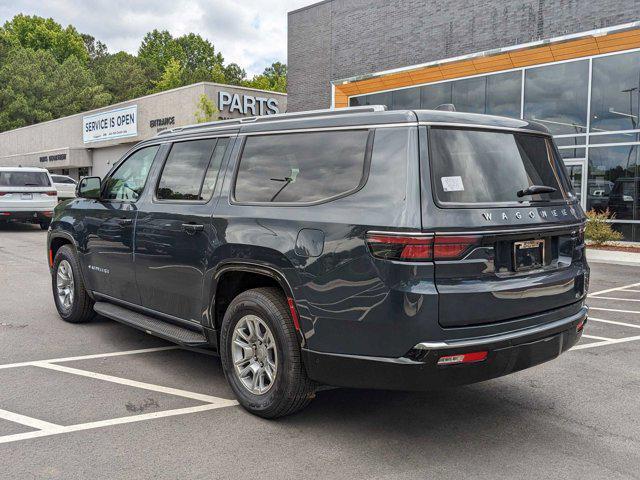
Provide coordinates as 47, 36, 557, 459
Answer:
34, 362, 226, 404
0, 408, 62, 431
621, 289, 640, 293
572, 334, 640, 350
589, 296, 640, 302
588, 282, 640, 297
588, 317, 640, 329
0, 346, 179, 371
0, 402, 237, 445
589, 307, 640, 315
582, 334, 614, 341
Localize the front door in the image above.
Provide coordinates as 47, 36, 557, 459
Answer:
134, 136, 232, 322
83, 145, 160, 304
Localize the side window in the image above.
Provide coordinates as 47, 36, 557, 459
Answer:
234, 130, 370, 203
103, 145, 159, 201
156, 137, 229, 201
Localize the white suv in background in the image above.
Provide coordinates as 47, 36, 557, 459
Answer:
0, 167, 58, 230
51, 174, 77, 200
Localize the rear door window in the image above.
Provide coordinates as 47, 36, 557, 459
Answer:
428, 128, 567, 205
156, 138, 229, 201
233, 130, 371, 204
0, 171, 51, 187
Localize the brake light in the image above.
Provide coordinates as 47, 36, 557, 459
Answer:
44, 191, 57, 196
0, 192, 8, 196
366, 233, 482, 261
437, 351, 488, 365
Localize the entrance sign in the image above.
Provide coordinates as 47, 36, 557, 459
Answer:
83, 105, 138, 143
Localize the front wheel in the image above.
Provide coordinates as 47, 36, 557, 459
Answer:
52, 245, 94, 323
220, 287, 316, 418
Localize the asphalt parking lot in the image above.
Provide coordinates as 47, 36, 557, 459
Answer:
1, 223, 639, 480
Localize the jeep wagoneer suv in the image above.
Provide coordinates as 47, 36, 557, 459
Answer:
47, 106, 589, 417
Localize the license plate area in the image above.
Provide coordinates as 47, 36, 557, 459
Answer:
513, 239, 545, 271
21, 193, 33, 200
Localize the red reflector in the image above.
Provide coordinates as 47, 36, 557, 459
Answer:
287, 297, 301, 331
438, 351, 488, 365
576, 318, 586, 332
49, 249, 54, 268
433, 236, 482, 259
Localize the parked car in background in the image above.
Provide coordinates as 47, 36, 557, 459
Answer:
47, 106, 589, 418
0, 167, 57, 229
51, 175, 77, 200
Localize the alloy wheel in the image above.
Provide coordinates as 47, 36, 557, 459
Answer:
56, 260, 74, 311
231, 314, 278, 395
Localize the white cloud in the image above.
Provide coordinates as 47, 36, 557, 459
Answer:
0, 0, 313, 76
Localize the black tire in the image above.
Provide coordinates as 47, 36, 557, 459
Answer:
220, 287, 316, 418
52, 244, 95, 323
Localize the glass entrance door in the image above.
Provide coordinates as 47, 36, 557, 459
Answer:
564, 159, 587, 211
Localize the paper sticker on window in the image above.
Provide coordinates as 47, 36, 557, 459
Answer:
441, 176, 464, 192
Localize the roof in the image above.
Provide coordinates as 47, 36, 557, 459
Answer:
0, 166, 49, 172
152, 106, 550, 141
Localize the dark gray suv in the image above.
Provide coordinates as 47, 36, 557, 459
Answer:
47, 106, 589, 417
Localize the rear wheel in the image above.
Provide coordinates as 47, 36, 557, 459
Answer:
220, 287, 315, 418
52, 245, 94, 323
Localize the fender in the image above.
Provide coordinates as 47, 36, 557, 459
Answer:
209, 260, 305, 347
47, 230, 95, 299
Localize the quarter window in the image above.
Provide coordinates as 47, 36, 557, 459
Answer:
234, 130, 370, 204
103, 145, 159, 201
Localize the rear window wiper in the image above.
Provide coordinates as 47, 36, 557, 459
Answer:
517, 185, 557, 198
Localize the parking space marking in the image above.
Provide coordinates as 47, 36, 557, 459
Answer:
0, 408, 62, 431
588, 317, 640, 329
0, 402, 237, 446
621, 289, 640, 293
589, 307, 640, 315
588, 281, 640, 297
34, 362, 227, 404
572, 334, 640, 350
582, 334, 614, 341
0, 346, 179, 371
589, 296, 640, 302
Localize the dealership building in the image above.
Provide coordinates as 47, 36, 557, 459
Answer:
0, 82, 285, 179
288, 1, 640, 241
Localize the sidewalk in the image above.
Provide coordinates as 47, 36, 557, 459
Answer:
586, 247, 640, 266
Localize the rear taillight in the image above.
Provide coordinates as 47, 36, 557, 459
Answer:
0, 192, 8, 196
437, 351, 488, 365
366, 232, 481, 262
44, 191, 57, 196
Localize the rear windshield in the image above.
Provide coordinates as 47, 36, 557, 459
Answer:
429, 128, 567, 205
0, 171, 51, 187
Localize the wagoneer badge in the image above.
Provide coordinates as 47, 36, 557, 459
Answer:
481, 207, 576, 222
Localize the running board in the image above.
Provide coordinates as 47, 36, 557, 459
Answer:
93, 302, 209, 347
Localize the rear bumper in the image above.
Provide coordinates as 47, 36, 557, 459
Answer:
0, 210, 53, 222
302, 306, 587, 390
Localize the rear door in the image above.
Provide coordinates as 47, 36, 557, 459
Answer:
134, 136, 232, 322
421, 126, 587, 328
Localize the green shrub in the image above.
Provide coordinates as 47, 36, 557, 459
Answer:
585, 209, 623, 246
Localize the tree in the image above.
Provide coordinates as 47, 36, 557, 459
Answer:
0, 47, 109, 131
2, 14, 89, 64
194, 94, 219, 123
82, 34, 108, 61
154, 57, 183, 92
244, 62, 287, 93
92, 51, 149, 102
224, 63, 246, 85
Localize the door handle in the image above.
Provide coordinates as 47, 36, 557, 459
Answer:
117, 218, 133, 226
182, 223, 204, 234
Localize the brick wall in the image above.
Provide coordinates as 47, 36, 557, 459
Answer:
288, 0, 639, 111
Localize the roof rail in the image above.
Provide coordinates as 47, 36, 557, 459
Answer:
156, 105, 387, 136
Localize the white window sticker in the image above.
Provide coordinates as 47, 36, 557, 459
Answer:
441, 176, 465, 192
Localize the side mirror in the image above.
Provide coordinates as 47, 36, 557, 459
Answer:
77, 176, 101, 199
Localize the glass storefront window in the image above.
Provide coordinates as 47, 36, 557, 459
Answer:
451, 77, 485, 114
524, 60, 589, 135
420, 82, 452, 109
486, 71, 521, 118
587, 145, 639, 221
591, 51, 640, 133
392, 87, 420, 109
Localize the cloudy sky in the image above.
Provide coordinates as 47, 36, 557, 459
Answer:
0, 0, 313, 76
